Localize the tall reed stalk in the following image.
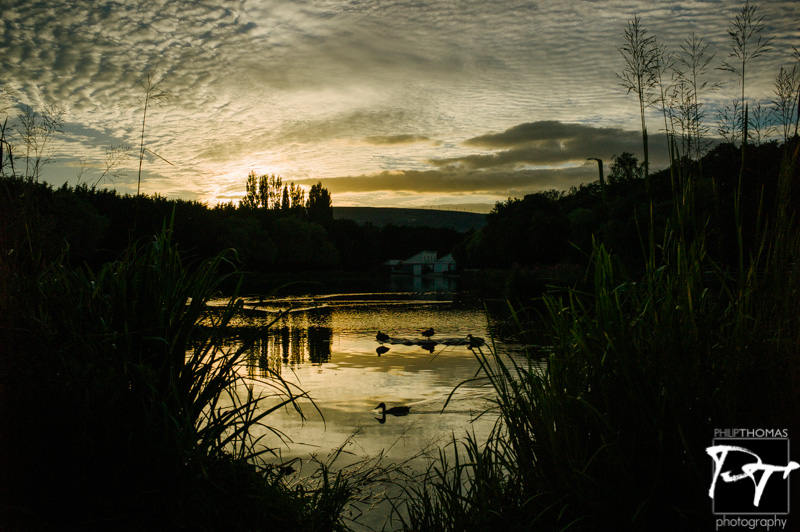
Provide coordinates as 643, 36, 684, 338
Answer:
400, 129, 800, 532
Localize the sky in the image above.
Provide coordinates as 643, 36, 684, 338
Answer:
1, 0, 798, 212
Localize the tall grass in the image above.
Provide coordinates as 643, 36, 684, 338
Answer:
399, 145, 800, 529
1, 219, 354, 531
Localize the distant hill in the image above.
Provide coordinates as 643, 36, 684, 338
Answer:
333, 207, 487, 232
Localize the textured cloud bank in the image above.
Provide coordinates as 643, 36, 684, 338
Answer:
1, 0, 797, 207
296, 165, 593, 195
297, 120, 670, 196
431, 121, 668, 169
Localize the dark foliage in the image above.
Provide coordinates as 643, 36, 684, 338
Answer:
0, 176, 471, 285
461, 140, 798, 277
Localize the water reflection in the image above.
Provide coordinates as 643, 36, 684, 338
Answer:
215, 295, 508, 468
387, 275, 459, 293
207, 293, 545, 532
247, 325, 334, 374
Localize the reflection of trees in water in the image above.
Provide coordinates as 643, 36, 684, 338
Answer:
388, 275, 458, 293
307, 326, 332, 364
247, 326, 333, 375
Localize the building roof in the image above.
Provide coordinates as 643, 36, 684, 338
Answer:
402, 251, 438, 264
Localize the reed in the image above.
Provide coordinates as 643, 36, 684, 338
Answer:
2, 218, 354, 531
400, 139, 800, 531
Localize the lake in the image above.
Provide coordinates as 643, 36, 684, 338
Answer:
211, 288, 520, 529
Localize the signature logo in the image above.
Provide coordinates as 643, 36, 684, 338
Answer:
707, 435, 798, 516
707, 445, 799, 507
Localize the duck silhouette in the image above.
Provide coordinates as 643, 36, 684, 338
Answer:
467, 334, 485, 348
375, 402, 410, 416
421, 328, 435, 338
376, 331, 390, 343
376, 345, 390, 356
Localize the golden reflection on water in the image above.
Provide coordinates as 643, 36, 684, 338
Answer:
247, 325, 334, 374
212, 294, 504, 464
203, 293, 544, 531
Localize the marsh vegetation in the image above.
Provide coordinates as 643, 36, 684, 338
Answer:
1, 2, 799, 530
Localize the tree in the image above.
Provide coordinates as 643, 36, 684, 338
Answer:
242, 172, 310, 213
256, 174, 284, 209
0, 79, 17, 177
266, 175, 283, 210
280, 185, 290, 210
307, 182, 332, 225
258, 174, 269, 208
289, 183, 305, 212
609, 152, 644, 184
241, 171, 259, 209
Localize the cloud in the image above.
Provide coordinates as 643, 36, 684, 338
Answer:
430, 121, 670, 169
3, 0, 798, 208
274, 108, 419, 144
294, 164, 597, 196
293, 119, 673, 199
363, 134, 437, 146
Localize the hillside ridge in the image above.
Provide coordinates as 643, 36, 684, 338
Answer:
333, 206, 486, 232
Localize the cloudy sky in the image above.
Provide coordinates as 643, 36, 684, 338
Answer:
2, 0, 798, 211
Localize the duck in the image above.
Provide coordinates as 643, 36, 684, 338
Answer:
376, 345, 390, 356
375, 402, 411, 416
421, 327, 435, 338
376, 331, 390, 343
467, 334, 485, 348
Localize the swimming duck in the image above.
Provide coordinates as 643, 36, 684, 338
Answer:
421, 327, 435, 338
376, 331, 390, 343
375, 402, 410, 416
467, 334, 485, 348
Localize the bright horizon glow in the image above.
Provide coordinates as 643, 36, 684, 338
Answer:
2, 0, 798, 211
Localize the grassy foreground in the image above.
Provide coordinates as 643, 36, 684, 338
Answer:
0, 219, 354, 531
397, 144, 800, 530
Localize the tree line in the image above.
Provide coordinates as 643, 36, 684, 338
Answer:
240, 172, 334, 226
0, 172, 466, 284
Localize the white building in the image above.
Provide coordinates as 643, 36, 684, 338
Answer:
390, 251, 457, 276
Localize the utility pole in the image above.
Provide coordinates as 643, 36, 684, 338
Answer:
587, 158, 608, 206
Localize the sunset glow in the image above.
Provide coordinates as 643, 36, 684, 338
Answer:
2, 0, 798, 210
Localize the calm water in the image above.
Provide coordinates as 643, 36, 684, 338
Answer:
206, 286, 528, 530
211, 290, 514, 529
227, 292, 504, 461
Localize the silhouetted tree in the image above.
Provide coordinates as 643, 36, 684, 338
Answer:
281, 185, 290, 210
289, 183, 305, 213
241, 171, 258, 209
307, 182, 333, 225
609, 152, 645, 184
